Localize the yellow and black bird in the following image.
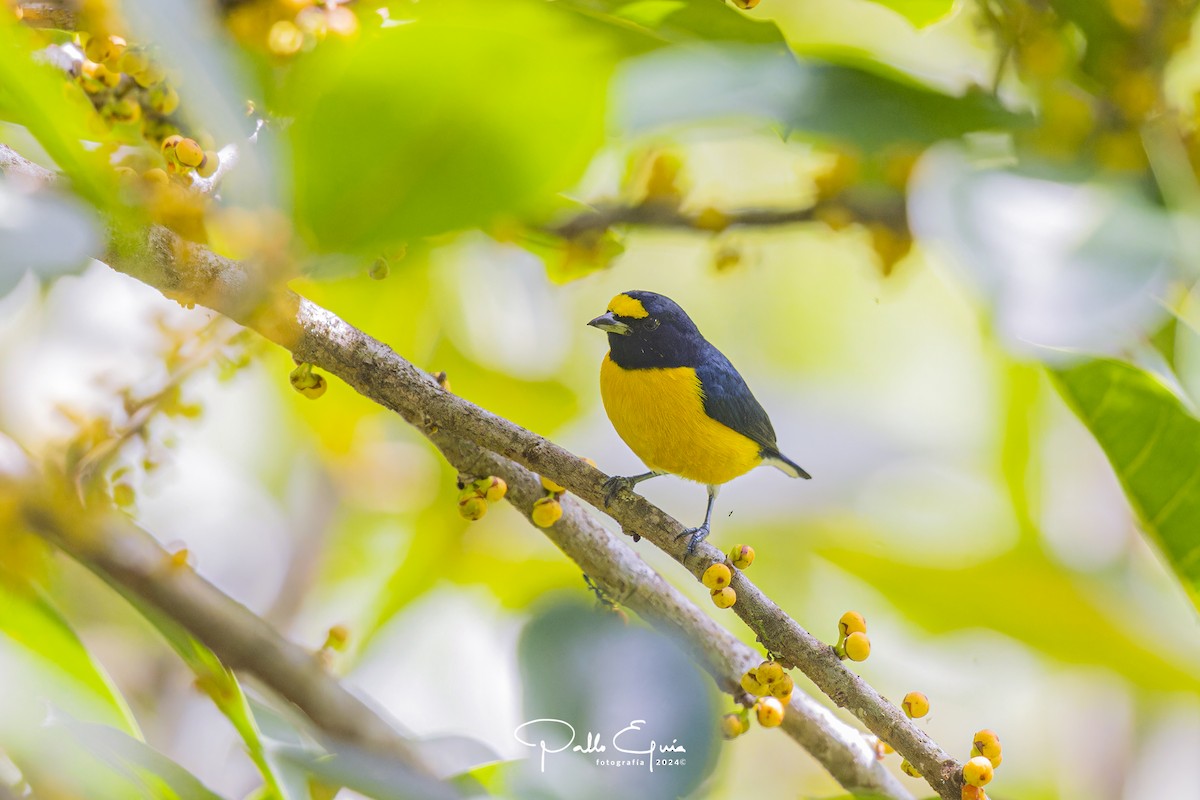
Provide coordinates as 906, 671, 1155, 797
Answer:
588, 290, 810, 552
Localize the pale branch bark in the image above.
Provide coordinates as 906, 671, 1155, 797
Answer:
0, 143, 962, 799
7, 476, 454, 795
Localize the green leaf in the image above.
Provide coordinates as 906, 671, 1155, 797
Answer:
555, 0, 786, 49
283, 0, 614, 253
860, 0, 954, 27
617, 46, 1024, 149
129, 601, 296, 800
0, 579, 139, 736
46, 712, 224, 800
821, 547, 1200, 693
1050, 357, 1200, 611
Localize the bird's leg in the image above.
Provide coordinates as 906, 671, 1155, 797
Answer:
602, 471, 662, 508
677, 484, 720, 554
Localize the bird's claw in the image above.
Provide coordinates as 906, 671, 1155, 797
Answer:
602, 475, 635, 508
676, 524, 710, 555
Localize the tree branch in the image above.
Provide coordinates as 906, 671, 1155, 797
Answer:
4, 472, 455, 796
0, 143, 961, 799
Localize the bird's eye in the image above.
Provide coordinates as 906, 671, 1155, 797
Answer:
645, 318, 660, 331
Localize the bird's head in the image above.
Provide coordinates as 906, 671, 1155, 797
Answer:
587, 291, 704, 367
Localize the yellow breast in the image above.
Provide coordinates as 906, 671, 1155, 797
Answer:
599, 353, 763, 485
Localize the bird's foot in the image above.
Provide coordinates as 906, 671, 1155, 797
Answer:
602, 475, 636, 508
676, 524, 711, 555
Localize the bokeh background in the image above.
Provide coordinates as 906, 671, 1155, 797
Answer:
3, 1, 1200, 798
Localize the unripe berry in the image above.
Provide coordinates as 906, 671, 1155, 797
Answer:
902, 691, 929, 719
900, 759, 921, 778
695, 206, 730, 232
710, 586, 736, 609
483, 476, 507, 503
132, 62, 165, 88
769, 673, 794, 701
739, 668, 765, 697
531, 496, 562, 527
540, 474, 565, 494
161, 134, 183, 163
754, 696, 784, 727
175, 138, 205, 169
755, 660, 784, 685
844, 631, 870, 662
701, 563, 732, 590
369, 256, 389, 280
962, 756, 993, 787
458, 494, 488, 521
972, 729, 1002, 766
839, 610, 867, 637
196, 151, 219, 179
729, 543, 755, 569
719, 713, 743, 740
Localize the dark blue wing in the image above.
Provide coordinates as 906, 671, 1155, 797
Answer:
695, 348, 778, 453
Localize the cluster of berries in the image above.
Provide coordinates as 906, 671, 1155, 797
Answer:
457, 476, 508, 522
834, 610, 870, 662
700, 544, 754, 610
721, 658, 795, 738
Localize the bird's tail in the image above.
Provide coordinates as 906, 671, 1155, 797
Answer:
762, 450, 811, 480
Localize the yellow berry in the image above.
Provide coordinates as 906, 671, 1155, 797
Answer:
531, 497, 562, 527
755, 660, 784, 685
167, 547, 191, 570
962, 756, 994, 787
149, 84, 180, 116
839, 610, 867, 638
701, 563, 732, 590
132, 62, 165, 88
143, 167, 169, 186
119, 49, 148, 75
369, 256, 389, 280
104, 97, 140, 124
710, 586, 736, 609
719, 713, 743, 740
196, 151, 219, 179
739, 668, 765, 697
902, 691, 930, 719
85, 34, 117, 64
161, 134, 183, 162
729, 543, 755, 569
972, 729, 1002, 765
323, 624, 350, 651
900, 759, 921, 778
297, 374, 327, 399
175, 138, 205, 169
844, 631, 870, 662
962, 786, 987, 800
540, 474, 565, 494
483, 476, 507, 503
754, 696, 784, 727
458, 494, 488, 521
769, 673, 794, 700
112, 482, 135, 507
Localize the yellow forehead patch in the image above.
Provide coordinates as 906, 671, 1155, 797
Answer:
607, 293, 649, 319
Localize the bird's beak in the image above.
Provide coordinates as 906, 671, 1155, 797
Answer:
587, 312, 632, 335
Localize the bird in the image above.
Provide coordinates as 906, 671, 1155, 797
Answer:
588, 290, 810, 553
